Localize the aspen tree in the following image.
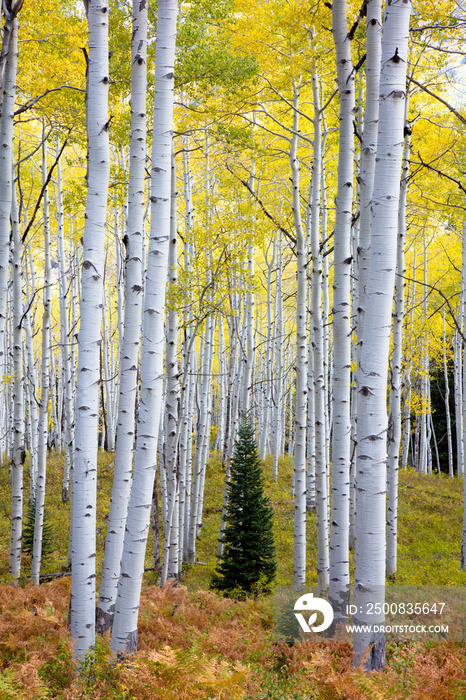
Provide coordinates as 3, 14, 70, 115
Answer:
70, 0, 110, 658
356, 0, 382, 345
290, 83, 308, 590
111, 0, 178, 655
23, 249, 38, 500
461, 222, 466, 567
0, 18, 17, 466
179, 147, 195, 562
386, 105, 410, 577
260, 244, 274, 460
9, 186, 24, 581
330, 0, 355, 618
160, 151, 180, 585
0, 1, 22, 98
56, 150, 74, 503
402, 256, 416, 470
96, 0, 147, 633
195, 314, 215, 534
31, 143, 52, 586
443, 309, 454, 478
216, 316, 227, 454
454, 325, 464, 473
310, 73, 328, 589
354, 0, 411, 670
418, 238, 430, 474
272, 231, 283, 480
242, 243, 255, 413
101, 289, 116, 451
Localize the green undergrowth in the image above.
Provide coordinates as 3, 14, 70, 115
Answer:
0, 449, 465, 588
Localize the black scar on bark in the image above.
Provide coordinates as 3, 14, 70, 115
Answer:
95, 604, 115, 635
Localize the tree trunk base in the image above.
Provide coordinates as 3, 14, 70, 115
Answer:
96, 605, 115, 635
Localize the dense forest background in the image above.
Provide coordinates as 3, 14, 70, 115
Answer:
0, 0, 465, 693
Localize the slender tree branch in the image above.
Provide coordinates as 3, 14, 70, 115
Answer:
21, 130, 71, 244
400, 272, 466, 343
411, 151, 466, 195
15, 85, 86, 116
225, 162, 297, 246
409, 77, 466, 127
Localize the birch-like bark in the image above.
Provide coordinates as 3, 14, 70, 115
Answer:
402, 256, 416, 470
443, 309, 454, 478
260, 245, 274, 459
310, 74, 328, 587
56, 150, 74, 503
23, 248, 38, 500
70, 0, 110, 658
461, 223, 466, 567
96, 0, 147, 633
160, 151, 180, 585
111, 0, 177, 655
290, 83, 307, 590
31, 144, 52, 585
353, 0, 411, 670
102, 290, 116, 451
386, 107, 410, 577
195, 314, 215, 535
242, 244, 255, 414
454, 326, 464, 474
9, 186, 24, 581
179, 155, 194, 561
216, 316, 227, 454
0, 19, 17, 466
418, 239, 430, 474
330, 0, 355, 618
321, 161, 331, 471
0, 2, 22, 103
356, 0, 382, 346
49, 330, 60, 450
273, 231, 283, 479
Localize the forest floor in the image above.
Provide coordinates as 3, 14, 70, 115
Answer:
0, 452, 466, 698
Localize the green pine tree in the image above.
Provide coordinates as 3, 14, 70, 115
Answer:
22, 497, 54, 562
211, 416, 276, 596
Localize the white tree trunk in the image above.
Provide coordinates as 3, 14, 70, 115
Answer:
31, 144, 52, 586
443, 309, 454, 478
111, 0, 177, 655
273, 231, 283, 479
353, 0, 411, 670
70, 0, 110, 659
356, 0, 382, 347
454, 326, 464, 475
96, 0, 147, 633
0, 19, 17, 466
309, 74, 328, 588
23, 248, 38, 500
386, 106, 410, 577
9, 185, 24, 581
461, 223, 466, 567
290, 84, 308, 590
160, 151, 180, 585
56, 149, 74, 503
330, 0, 355, 617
